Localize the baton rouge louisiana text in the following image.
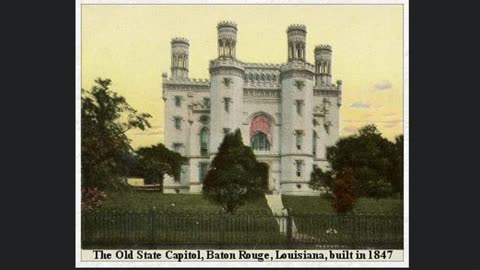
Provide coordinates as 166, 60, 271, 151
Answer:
93, 250, 394, 262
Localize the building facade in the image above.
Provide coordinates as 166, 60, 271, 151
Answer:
162, 21, 342, 195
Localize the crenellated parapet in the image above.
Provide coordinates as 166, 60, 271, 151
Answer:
280, 61, 315, 80
209, 57, 245, 77
163, 76, 210, 92
242, 62, 282, 69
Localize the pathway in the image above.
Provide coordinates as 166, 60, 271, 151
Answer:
265, 194, 298, 236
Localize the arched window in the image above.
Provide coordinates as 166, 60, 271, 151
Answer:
255, 74, 259, 81
313, 131, 318, 157
272, 74, 277, 81
250, 114, 272, 151
249, 73, 253, 80
251, 132, 271, 151
261, 74, 265, 81
200, 127, 209, 156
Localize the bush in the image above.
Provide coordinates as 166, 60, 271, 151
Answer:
82, 188, 107, 213
203, 129, 264, 213
332, 167, 358, 213
309, 167, 335, 194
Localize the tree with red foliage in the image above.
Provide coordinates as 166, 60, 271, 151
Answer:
332, 167, 358, 213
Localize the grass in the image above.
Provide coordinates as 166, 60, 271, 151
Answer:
281, 195, 404, 248
282, 195, 403, 215
84, 191, 281, 248
100, 191, 273, 214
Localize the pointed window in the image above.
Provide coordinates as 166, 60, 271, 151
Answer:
200, 127, 209, 157
251, 132, 271, 151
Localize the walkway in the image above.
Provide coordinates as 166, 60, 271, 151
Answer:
265, 193, 298, 236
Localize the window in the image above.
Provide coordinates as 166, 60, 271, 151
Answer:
199, 162, 209, 183
223, 128, 231, 134
249, 73, 253, 80
296, 130, 303, 150
175, 96, 181, 107
313, 131, 318, 157
203, 97, 210, 107
200, 128, 208, 157
173, 143, 182, 153
174, 117, 181, 129
296, 100, 303, 116
251, 132, 271, 151
224, 97, 231, 112
296, 160, 303, 177
199, 115, 209, 125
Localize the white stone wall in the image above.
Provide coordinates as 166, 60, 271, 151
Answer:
162, 30, 342, 195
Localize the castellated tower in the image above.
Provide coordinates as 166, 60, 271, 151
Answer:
315, 45, 333, 85
208, 21, 245, 155
171, 37, 189, 80
280, 24, 316, 193
287, 24, 307, 62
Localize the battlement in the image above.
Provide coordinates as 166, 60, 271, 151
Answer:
287, 24, 306, 33
217, 21, 237, 30
164, 77, 210, 85
315, 44, 332, 52
242, 62, 282, 70
281, 60, 315, 73
171, 37, 189, 45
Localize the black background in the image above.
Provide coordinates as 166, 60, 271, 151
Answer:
2, 0, 479, 269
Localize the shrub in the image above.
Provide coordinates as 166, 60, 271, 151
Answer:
332, 167, 358, 213
82, 188, 107, 213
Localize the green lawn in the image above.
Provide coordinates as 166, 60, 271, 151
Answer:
282, 196, 403, 215
100, 191, 273, 214
84, 191, 282, 248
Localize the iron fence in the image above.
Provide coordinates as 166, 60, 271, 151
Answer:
81, 210, 403, 249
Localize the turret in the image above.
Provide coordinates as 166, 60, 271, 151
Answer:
217, 21, 238, 58
314, 45, 332, 85
287, 24, 307, 62
171, 37, 189, 80
209, 21, 244, 155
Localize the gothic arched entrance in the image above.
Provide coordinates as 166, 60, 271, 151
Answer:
257, 162, 270, 193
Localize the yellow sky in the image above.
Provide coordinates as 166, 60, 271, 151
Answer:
81, 4, 404, 149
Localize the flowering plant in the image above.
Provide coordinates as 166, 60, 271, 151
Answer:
81, 188, 107, 213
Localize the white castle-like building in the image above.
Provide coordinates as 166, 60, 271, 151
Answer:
162, 21, 342, 195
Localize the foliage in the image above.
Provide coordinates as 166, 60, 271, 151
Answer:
332, 167, 358, 213
81, 188, 107, 213
309, 167, 335, 195
390, 135, 404, 196
282, 195, 403, 215
326, 125, 403, 197
136, 143, 187, 186
81, 78, 151, 190
203, 129, 265, 213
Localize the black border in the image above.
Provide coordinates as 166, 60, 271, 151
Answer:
9, 0, 480, 269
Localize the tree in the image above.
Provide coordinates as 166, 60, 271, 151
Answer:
326, 124, 402, 197
136, 143, 187, 187
309, 167, 335, 195
332, 167, 358, 213
390, 135, 404, 197
81, 78, 151, 190
202, 129, 264, 213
